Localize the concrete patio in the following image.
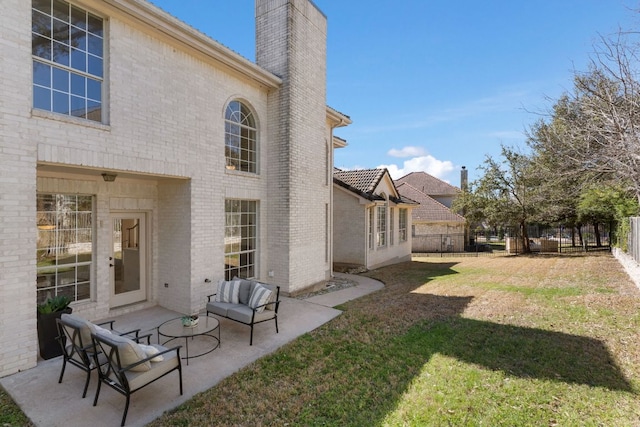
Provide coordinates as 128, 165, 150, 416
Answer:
0, 273, 383, 427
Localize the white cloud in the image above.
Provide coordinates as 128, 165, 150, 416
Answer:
379, 155, 455, 180
387, 146, 427, 158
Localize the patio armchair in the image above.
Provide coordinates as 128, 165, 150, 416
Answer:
91, 332, 183, 427
56, 313, 148, 398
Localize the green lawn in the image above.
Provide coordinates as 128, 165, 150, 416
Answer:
3, 253, 640, 426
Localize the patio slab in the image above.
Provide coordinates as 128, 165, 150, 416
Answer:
0, 274, 382, 427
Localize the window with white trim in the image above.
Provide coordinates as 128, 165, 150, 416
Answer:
32, 0, 104, 122
37, 194, 93, 304
399, 208, 408, 242
368, 207, 374, 249
225, 101, 257, 173
390, 207, 395, 245
376, 205, 387, 247
224, 199, 257, 280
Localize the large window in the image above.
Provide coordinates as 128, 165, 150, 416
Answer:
32, 0, 104, 122
376, 205, 387, 247
389, 207, 395, 246
368, 207, 374, 249
399, 208, 408, 242
37, 194, 93, 304
225, 101, 257, 173
224, 200, 257, 280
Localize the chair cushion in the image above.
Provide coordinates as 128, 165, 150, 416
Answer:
248, 283, 273, 313
104, 333, 150, 372
139, 344, 164, 362
215, 280, 241, 304
61, 313, 95, 347
123, 345, 179, 391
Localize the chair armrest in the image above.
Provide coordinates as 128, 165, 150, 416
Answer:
132, 333, 152, 345
117, 328, 141, 339
207, 293, 217, 302
96, 320, 116, 329
118, 345, 182, 373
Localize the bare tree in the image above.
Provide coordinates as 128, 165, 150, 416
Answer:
528, 31, 640, 203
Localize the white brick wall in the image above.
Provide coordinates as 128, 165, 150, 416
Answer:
257, 0, 330, 293
2, 0, 337, 377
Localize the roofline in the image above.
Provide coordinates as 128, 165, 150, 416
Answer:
326, 106, 352, 128
103, 0, 282, 89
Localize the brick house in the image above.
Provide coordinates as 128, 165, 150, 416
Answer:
333, 168, 415, 270
395, 171, 466, 252
0, 0, 351, 377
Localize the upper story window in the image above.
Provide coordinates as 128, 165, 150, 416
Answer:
32, 0, 104, 122
225, 101, 257, 173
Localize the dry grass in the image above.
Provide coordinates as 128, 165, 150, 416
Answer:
3, 253, 640, 426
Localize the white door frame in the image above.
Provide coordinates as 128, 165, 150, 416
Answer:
110, 211, 148, 307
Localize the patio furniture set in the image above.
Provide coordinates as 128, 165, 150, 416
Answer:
54, 279, 280, 426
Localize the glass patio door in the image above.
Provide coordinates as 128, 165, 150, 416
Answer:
111, 213, 146, 307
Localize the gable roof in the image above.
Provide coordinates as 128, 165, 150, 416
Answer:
333, 168, 414, 204
396, 182, 465, 223
395, 171, 461, 197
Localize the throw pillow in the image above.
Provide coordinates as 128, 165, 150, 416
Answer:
215, 280, 241, 304
248, 283, 273, 313
138, 344, 164, 362
105, 334, 151, 372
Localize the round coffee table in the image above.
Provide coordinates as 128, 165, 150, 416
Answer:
157, 316, 220, 365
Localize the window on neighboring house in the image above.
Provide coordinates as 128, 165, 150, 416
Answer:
37, 194, 93, 304
368, 207, 374, 249
224, 199, 257, 280
32, 0, 104, 122
376, 205, 387, 247
389, 207, 395, 245
399, 208, 408, 242
225, 101, 257, 173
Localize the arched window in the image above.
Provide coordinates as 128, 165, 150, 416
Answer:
225, 100, 257, 173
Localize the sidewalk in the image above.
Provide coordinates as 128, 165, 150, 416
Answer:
0, 273, 382, 427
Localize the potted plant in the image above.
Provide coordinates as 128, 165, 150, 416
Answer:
37, 295, 72, 359
181, 314, 199, 328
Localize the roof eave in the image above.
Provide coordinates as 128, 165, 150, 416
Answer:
103, 0, 282, 89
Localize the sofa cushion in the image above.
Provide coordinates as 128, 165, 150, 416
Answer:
207, 301, 244, 318
227, 305, 275, 324
248, 284, 273, 313
233, 277, 256, 305
215, 279, 241, 304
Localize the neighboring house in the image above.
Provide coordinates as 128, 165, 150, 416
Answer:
333, 168, 415, 270
395, 182, 466, 253
0, 0, 351, 377
395, 171, 461, 208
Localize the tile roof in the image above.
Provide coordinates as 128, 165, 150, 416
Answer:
334, 168, 385, 194
395, 171, 461, 196
396, 182, 465, 223
333, 168, 416, 204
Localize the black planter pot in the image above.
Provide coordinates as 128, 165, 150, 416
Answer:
37, 307, 72, 360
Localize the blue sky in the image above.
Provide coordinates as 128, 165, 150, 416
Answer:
149, 0, 636, 185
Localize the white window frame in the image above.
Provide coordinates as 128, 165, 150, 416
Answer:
32, 0, 104, 122
224, 199, 258, 280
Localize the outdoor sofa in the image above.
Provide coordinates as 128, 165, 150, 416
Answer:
206, 278, 280, 345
